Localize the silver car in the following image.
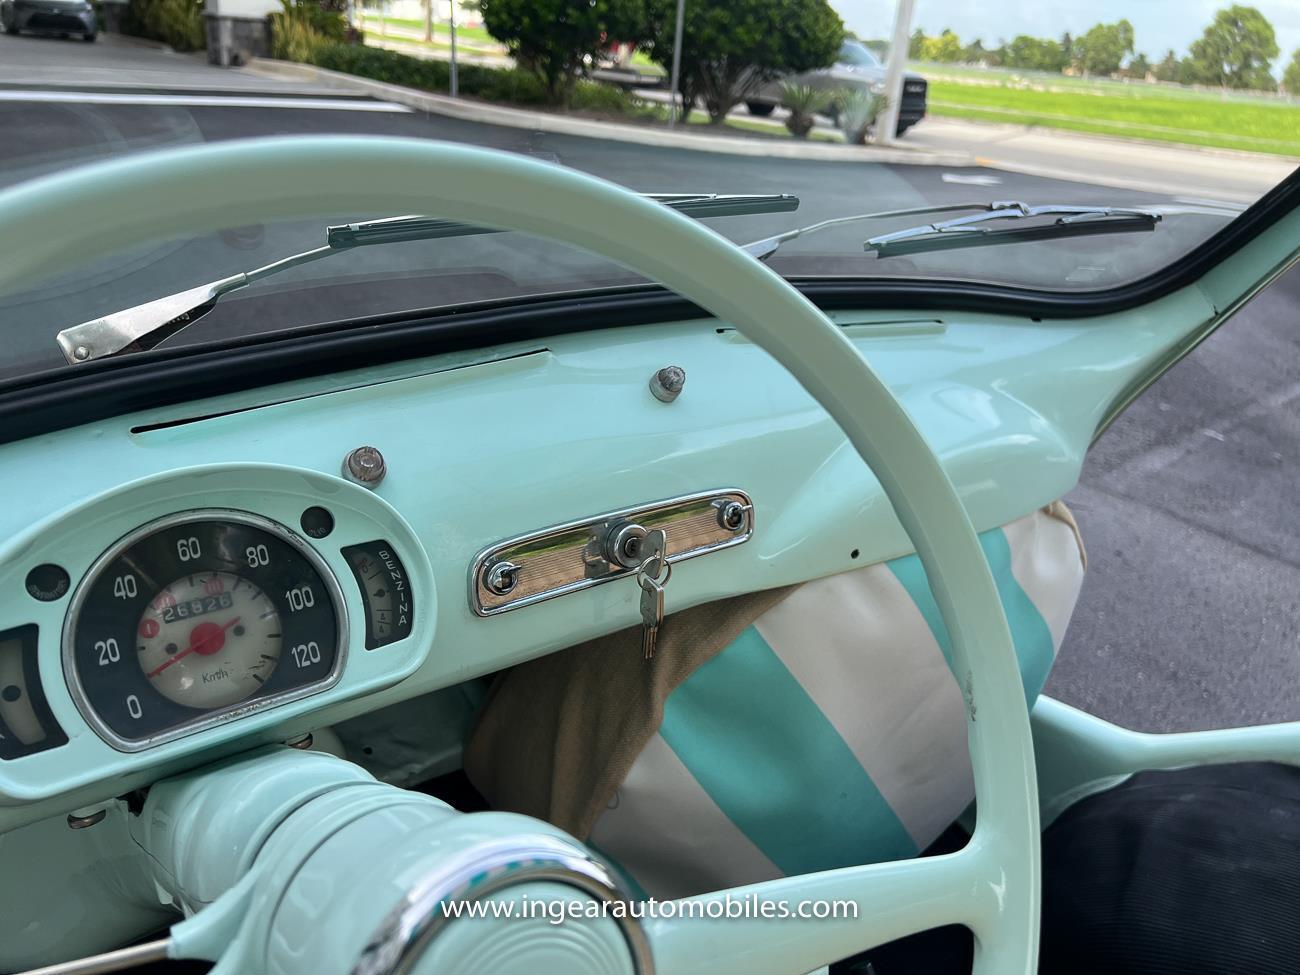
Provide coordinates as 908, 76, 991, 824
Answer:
746, 39, 927, 137
1, 0, 97, 40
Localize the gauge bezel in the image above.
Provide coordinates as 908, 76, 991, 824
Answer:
61, 508, 348, 753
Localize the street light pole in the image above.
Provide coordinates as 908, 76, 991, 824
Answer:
668, 0, 685, 127
873, 0, 916, 145
449, 0, 459, 98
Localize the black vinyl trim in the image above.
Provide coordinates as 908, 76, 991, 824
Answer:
1, 165, 1297, 445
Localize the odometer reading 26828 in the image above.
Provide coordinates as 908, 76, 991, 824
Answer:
63, 511, 344, 750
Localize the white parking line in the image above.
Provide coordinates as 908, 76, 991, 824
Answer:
1174, 195, 1248, 211
941, 172, 1002, 186
0, 90, 411, 111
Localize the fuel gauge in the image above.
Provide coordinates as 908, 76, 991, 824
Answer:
342, 541, 413, 649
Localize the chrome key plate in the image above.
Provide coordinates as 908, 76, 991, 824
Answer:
469, 489, 754, 616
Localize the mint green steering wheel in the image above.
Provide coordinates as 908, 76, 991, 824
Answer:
0, 137, 1039, 975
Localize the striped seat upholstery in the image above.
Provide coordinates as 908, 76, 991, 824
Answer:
588, 505, 1086, 899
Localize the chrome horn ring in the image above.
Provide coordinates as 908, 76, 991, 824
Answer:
352, 833, 653, 975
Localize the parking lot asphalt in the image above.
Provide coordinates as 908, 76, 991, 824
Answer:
0, 31, 1297, 735
1051, 267, 1300, 732
0, 31, 356, 93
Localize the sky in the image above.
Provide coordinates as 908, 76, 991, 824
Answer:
832, 0, 1300, 71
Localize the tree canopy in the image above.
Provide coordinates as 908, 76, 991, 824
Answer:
1003, 35, 1067, 72
1185, 4, 1279, 90
903, 6, 1283, 91
479, 0, 645, 105
1074, 19, 1134, 76
920, 29, 962, 63
641, 0, 844, 124
1284, 49, 1300, 93
908, 28, 925, 60
1125, 52, 1152, 79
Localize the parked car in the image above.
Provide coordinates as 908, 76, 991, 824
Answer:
1, 0, 96, 40
746, 39, 927, 136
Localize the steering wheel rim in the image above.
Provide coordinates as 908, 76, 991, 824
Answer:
0, 136, 1039, 974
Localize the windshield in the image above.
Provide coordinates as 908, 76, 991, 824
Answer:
1, 0, 1296, 378
838, 40, 881, 67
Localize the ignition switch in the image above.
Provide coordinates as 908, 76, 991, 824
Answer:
604, 522, 649, 569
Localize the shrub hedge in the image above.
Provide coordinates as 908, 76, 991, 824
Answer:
307, 44, 657, 117
120, 0, 205, 51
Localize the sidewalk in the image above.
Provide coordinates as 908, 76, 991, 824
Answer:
907, 116, 1292, 203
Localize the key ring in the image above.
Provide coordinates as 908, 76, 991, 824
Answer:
636, 555, 671, 590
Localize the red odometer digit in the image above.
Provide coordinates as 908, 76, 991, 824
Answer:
63, 512, 344, 750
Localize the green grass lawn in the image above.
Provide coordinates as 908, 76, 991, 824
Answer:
629, 50, 665, 75
360, 15, 497, 45
370, 33, 502, 58
685, 112, 844, 142
914, 62, 1300, 157
359, 16, 667, 75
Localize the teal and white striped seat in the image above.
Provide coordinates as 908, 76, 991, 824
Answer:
588, 505, 1085, 898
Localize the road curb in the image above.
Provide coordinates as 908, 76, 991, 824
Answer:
245, 58, 974, 165
100, 31, 174, 53
0, 78, 382, 99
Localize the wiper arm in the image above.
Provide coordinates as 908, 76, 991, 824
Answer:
863, 202, 1162, 258
55, 247, 333, 364
57, 192, 799, 364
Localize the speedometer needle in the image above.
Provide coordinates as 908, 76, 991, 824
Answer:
147, 617, 241, 679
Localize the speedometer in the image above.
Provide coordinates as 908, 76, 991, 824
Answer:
135, 571, 282, 709
63, 511, 345, 751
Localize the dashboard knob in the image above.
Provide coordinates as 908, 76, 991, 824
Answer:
649, 365, 686, 403
343, 445, 387, 488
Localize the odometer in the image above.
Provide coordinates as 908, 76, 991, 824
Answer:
63, 511, 345, 750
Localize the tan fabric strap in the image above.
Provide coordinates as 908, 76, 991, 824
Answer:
463, 584, 796, 839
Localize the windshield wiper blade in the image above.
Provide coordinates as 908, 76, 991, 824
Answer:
57, 192, 799, 364
326, 193, 799, 248
863, 202, 1162, 258
740, 201, 998, 261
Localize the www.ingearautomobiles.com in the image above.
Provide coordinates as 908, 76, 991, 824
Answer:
441, 894, 860, 925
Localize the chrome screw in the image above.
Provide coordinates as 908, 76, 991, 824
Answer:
485, 560, 521, 596
649, 365, 686, 403
73, 346, 90, 361
343, 445, 387, 488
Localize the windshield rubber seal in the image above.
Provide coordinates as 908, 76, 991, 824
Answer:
0, 165, 1296, 446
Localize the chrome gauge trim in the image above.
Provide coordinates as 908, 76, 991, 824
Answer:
60, 509, 349, 753
469, 489, 754, 616
352, 833, 653, 975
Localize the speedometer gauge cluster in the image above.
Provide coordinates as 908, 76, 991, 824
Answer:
63, 511, 345, 750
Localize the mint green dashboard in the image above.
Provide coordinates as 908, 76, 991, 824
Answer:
0, 287, 1215, 833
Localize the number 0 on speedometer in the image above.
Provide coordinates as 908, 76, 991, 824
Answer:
63, 511, 345, 750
